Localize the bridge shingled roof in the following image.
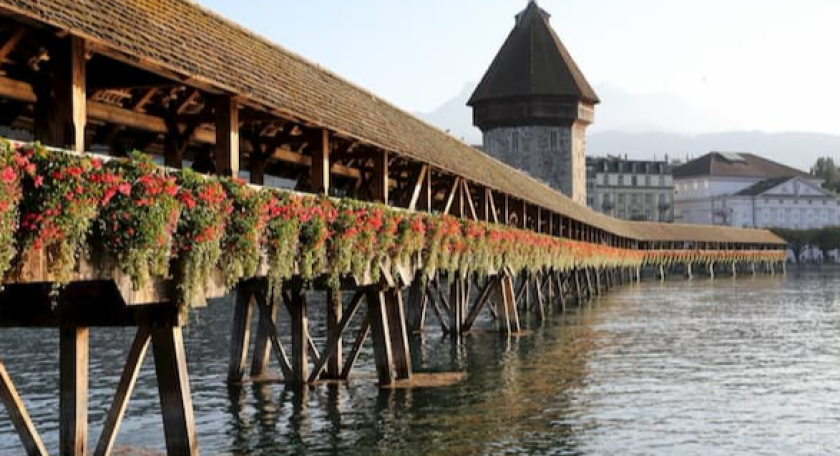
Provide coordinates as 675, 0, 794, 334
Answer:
0, 0, 784, 245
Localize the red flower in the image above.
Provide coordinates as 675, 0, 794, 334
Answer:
0, 166, 14, 183
118, 182, 132, 196
34, 176, 43, 188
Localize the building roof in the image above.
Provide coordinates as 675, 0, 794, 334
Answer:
467, 1, 600, 107
0, 0, 783, 246
734, 177, 792, 196
674, 152, 812, 180
587, 156, 672, 175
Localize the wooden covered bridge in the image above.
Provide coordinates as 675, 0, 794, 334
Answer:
0, 1, 786, 455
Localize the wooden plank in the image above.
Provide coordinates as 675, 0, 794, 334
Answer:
340, 312, 371, 380
385, 290, 412, 380
227, 286, 253, 383
214, 94, 239, 177
496, 278, 511, 335
367, 290, 395, 385
0, 355, 50, 456
151, 325, 199, 456
94, 327, 151, 456
311, 129, 330, 195
60, 325, 89, 456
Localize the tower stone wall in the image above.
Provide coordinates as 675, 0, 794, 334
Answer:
482, 123, 589, 205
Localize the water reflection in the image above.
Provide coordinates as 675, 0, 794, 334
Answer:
2, 272, 840, 455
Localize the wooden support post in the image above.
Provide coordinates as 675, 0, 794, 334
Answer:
501, 274, 521, 333
311, 129, 330, 195
0, 356, 49, 456
373, 151, 389, 204
448, 277, 463, 335
496, 278, 511, 335
228, 286, 253, 384
250, 291, 277, 377
286, 289, 309, 384
214, 94, 239, 177
341, 313, 371, 380
152, 324, 199, 456
367, 290, 395, 385
709, 262, 715, 280
326, 289, 343, 379
35, 36, 87, 151
309, 292, 365, 382
463, 278, 497, 332
95, 327, 151, 456
406, 276, 427, 333
385, 290, 412, 380
574, 269, 583, 302
594, 269, 602, 296
60, 325, 89, 456
556, 273, 567, 312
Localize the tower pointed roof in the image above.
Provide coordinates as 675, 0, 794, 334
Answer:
468, 1, 600, 106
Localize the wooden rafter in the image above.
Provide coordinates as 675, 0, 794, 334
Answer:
0, 28, 25, 64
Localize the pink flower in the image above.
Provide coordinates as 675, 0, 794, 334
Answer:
118, 182, 132, 196
34, 176, 43, 188
0, 166, 15, 183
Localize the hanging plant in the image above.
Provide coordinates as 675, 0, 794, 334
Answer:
0, 140, 24, 280
297, 197, 334, 280
219, 178, 270, 289
171, 168, 231, 306
263, 191, 302, 297
94, 152, 180, 290
17, 143, 103, 284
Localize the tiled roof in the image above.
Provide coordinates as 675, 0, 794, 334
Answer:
0, 0, 782, 245
468, 1, 600, 106
674, 152, 812, 180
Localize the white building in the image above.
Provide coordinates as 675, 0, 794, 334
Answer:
674, 152, 840, 230
586, 156, 675, 222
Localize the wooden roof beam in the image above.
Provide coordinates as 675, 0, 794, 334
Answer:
0, 27, 25, 63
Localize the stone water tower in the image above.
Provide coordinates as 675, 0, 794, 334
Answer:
468, 0, 599, 205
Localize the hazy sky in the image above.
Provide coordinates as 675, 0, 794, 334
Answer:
197, 0, 840, 135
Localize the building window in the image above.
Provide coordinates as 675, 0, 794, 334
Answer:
645, 175, 651, 187
550, 130, 559, 152
631, 176, 638, 187
512, 132, 520, 152
618, 175, 625, 186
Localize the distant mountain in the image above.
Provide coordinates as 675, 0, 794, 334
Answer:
589, 130, 840, 171
415, 83, 840, 171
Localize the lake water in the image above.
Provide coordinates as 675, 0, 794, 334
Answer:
1, 270, 839, 455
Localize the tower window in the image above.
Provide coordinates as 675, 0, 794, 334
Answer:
512, 131, 520, 152
551, 130, 559, 151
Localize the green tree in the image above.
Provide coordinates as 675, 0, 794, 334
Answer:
770, 227, 812, 263
811, 227, 840, 263
811, 157, 840, 192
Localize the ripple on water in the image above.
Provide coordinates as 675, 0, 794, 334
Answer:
1, 271, 839, 455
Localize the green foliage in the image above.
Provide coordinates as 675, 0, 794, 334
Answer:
811, 157, 840, 193
95, 152, 180, 289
